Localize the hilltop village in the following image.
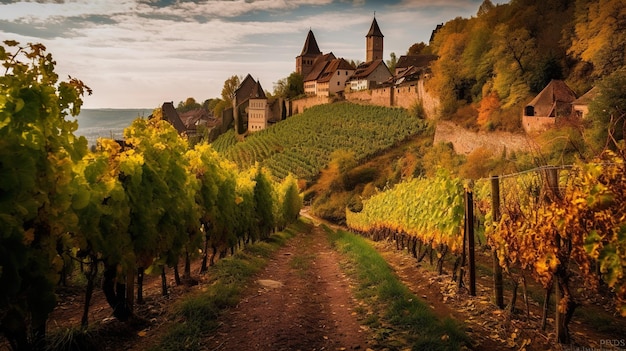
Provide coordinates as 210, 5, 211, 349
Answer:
162, 17, 440, 139
162, 17, 597, 140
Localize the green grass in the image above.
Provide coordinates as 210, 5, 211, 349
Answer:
151, 221, 306, 351
324, 225, 470, 351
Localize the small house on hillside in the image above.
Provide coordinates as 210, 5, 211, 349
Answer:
349, 59, 392, 91
161, 102, 220, 138
522, 80, 577, 133
572, 87, 599, 120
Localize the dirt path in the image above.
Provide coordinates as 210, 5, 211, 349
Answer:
202, 225, 369, 351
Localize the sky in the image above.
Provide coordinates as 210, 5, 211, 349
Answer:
0, 0, 506, 109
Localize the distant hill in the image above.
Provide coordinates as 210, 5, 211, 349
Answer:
75, 108, 153, 145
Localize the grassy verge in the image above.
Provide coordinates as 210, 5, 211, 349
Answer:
324, 225, 470, 351
151, 220, 309, 351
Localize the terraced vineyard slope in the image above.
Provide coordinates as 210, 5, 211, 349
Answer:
212, 102, 430, 180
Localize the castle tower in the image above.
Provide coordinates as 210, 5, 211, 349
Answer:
296, 30, 322, 78
366, 17, 384, 62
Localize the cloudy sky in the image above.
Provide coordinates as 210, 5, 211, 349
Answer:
0, 0, 504, 108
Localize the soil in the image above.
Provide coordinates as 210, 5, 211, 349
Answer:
201, 225, 369, 351
13, 215, 625, 351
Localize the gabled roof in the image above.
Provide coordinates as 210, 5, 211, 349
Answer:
526, 80, 577, 117
393, 65, 422, 85
366, 17, 384, 37
234, 74, 258, 105
179, 108, 220, 130
162, 101, 186, 134
351, 59, 389, 80
250, 80, 266, 99
299, 29, 322, 57
304, 52, 336, 82
396, 54, 437, 70
317, 58, 354, 83
572, 86, 599, 106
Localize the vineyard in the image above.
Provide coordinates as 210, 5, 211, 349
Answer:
212, 103, 430, 180
347, 152, 626, 345
0, 41, 303, 350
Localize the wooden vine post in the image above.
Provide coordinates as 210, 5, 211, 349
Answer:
545, 167, 570, 343
491, 175, 505, 308
465, 189, 476, 296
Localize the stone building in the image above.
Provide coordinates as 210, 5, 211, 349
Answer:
522, 80, 577, 133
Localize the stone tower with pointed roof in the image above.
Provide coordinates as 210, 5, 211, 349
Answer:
366, 17, 384, 62
296, 30, 323, 78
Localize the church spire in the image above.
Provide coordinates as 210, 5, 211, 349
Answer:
366, 16, 384, 62
366, 17, 384, 38
296, 29, 323, 77
300, 29, 322, 56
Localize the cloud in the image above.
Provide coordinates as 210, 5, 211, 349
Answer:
0, 0, 497, 107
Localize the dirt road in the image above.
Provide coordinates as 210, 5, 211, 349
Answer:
202, 225, 369, 351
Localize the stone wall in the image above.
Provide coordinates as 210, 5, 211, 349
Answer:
289, 78, 440, 119
345, 87, 393, 107
522, 115, 556, 133
289, 95, 330, 116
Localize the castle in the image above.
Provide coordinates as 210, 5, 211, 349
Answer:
179, 17, 440, 138
290, 17, 439, 118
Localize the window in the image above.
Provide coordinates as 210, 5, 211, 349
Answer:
337, 81, 340, 86
337, 71, 340, 76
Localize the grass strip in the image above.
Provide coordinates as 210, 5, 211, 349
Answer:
324, 225, 470, 351
152, 220, 310, 351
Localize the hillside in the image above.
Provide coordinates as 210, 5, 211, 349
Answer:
429, 0, 625, 132
212, 102, 430, 181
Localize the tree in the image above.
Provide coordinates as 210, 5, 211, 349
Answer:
221, 75, 241, 106
407, 42, 427, 55
586, 69, 626, 151
177, 97, 202, 113
280, 174, 302, 224
273, 72, 304, 99
211, 98, 227, 119
253, 167, 275, 241
0, 40, 90, 349
386, 52, 398, 73
477, 0, 495, 16
569, 0, 626, 77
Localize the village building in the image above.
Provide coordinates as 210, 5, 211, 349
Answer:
161, 101, 220, 138
349, 59, 392, 91
247, 80, 270, 131
522, 80, 578, 133
290, 16, 440, 117
232, 74, 275, 133
303, 53, 336, 95
572, 86, 599, 120
348, 16, 392, 91
394, 54, 438, 76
